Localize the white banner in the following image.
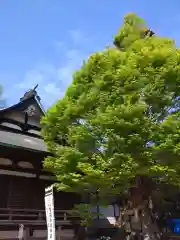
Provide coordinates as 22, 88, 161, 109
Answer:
45, 185, 56, 240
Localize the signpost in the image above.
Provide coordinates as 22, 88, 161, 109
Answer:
45, 185, 56, 240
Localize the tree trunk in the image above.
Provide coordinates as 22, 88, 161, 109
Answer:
118, 207, 162, 240
127, 176, 162, 239
140, 210, 161, 240
116, 177, 165, 239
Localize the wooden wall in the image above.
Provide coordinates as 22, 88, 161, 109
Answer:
0, 174, 80, 210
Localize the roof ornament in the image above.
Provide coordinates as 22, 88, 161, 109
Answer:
25, 105, 37, 117
20, 84, 40, 102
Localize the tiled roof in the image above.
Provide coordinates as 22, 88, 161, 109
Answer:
0, 130, 47, 152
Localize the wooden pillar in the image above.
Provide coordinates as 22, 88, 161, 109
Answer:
23, 227, 30, 240
57, 226, 62, 240
75, 225, 87, 240
20, 227, 34, 240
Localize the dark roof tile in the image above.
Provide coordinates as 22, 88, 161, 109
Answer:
0, 130, 47, 152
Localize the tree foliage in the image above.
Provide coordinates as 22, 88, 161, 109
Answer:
42, 13, 180, 226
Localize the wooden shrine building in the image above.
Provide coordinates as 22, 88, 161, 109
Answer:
0, 87, 81, 240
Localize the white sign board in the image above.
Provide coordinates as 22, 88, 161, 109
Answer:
45, 185, 55, 240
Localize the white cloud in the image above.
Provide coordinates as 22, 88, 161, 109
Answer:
16, 29, 89, 108
53, 40, 66, 52
68, 29, 88, 46
17, 70, 44, 89
44, 83, 61, 96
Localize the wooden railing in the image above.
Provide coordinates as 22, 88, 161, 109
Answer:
0, 208, 80, 225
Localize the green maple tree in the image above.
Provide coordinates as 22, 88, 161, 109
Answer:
42, 13, 180, 238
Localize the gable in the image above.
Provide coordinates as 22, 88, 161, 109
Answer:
0, 96, 45, 128
0, 91, 47, 152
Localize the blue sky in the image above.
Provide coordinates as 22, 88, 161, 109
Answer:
0, 0, 180, 109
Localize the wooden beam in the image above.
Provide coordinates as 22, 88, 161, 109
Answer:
0, 169, 54, 180
0, 220, 77, 226
39, 175, 56, 180
0, 169, 36, 178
